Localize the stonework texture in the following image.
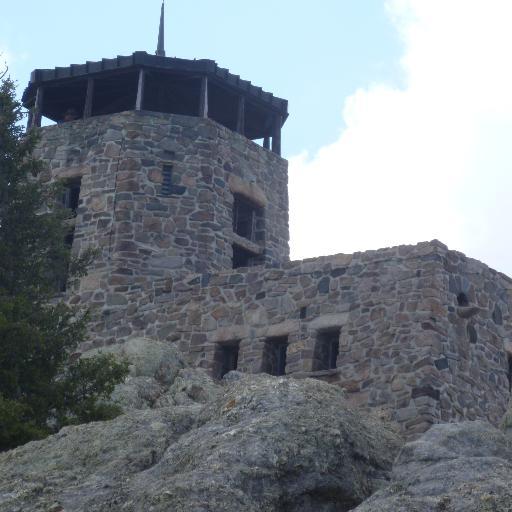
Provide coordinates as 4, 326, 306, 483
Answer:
34, 109, 288, 290
35, 111, 512, 438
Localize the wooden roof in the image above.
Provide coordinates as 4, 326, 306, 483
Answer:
22, 51, 288, 121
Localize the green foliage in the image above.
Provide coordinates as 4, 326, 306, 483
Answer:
0, 77, 129, 451
56, 354, 130, 425
0, 394, 45, 451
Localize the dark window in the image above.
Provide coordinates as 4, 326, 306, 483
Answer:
232, 244, 255, 269
493, 305, 503, 325
215, 342, 240, 379
159, 164, 185, 196
60, 178, 81, 215
261, 336, 288, 376
467, 324, 478, 344
161, 164, 173, 196
508, 354, 512, 392
313, 329, 340, 371
233, 194, 259, 241
457, 292, 469, 307
64, 231, 74, 248
56, 179, 81, 293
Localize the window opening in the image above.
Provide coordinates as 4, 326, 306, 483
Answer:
508, 354, 512, 393
161, 164, 173, 196
262, 336, 288, 376
457, 292, 469, 307
233, 194, 259, 241
90, 71, 138, 117
232, 244, 255, 269
313, 329, 340, 371
467, 324, 478, 344
493, 305, 503, 325
60, 178, 81, 215
215, 342, 240, 379
56, 178, 81, 293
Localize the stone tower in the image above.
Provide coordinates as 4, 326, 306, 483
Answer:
21, 8, 512, 438
22, 9, 289, 304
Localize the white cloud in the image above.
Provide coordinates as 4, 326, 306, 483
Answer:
289, 0, 512, 275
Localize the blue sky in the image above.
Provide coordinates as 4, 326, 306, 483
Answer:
2, 1, 512, 275
0, 0, 402, 157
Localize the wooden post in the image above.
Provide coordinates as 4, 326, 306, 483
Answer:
83, 78, 94, 119
31, 86, 43, 129
236, 96, 245, 135
263, 136, 270, 150
26, 109, 34, 133
199, 76, 208, 118
135, 69, 145, 111
272, 115, 282, 156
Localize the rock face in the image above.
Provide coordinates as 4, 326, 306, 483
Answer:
354, 420, 512, 511
0, 341, 401, 512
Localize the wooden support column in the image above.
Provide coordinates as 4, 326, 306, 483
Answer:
263, 136, 270, 150
83, 78, 94, 119
199, 76, 208, 118
135, 69, 145, 111
31, 86, 43, 129
26, 109, 34, 133
272, 115, 282, 156
236, 96, 245, 135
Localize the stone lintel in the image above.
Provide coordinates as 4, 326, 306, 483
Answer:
228, 174, 268, 207
263, 320, 299, 338
309, 313, 349, 331
231, 233, 263, 255
53, 165, 89, 179
209, 325, 249, 343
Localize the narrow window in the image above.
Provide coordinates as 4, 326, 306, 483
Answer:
56, 178, 81, 293
60, 177, 81, 215
233, 194, 260, 241
508, 354, 512, 393
313, 329, 340, 371
467, 324, 478, 344
215, 341, 240, 379
161, 164, 173, 196
262, 336, 288, 376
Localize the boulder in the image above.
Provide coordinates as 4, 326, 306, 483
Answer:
110, 376, 165, 410
0, 373, 401, 512
83, 337, 185, 384
353, 420, 512, 511
82, 337, 188, 411
155, 367, 222, 407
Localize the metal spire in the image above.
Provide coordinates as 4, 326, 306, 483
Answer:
156, 1, 165, 57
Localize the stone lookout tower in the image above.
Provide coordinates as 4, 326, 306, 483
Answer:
22, 3, 289, 297
21, 5, 512, 438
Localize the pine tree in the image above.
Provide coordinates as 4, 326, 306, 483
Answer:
0, 76, 128, 451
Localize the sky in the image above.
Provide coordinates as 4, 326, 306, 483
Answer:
2, 1, 512, 275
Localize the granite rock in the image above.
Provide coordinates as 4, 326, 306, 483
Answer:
0, 374, 401, 512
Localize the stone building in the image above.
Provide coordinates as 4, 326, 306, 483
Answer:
22, 10, 512, 437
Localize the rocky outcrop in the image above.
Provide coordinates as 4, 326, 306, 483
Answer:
5, 337, 512, 511
0, 340, 402, 512
354, 420, 512, 511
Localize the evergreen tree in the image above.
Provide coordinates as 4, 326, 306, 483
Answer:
0, 76, 128, 451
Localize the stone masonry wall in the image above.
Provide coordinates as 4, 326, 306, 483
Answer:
74, 240, 512, 437
33, 110, 289, 305
33, 113, 512, 438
